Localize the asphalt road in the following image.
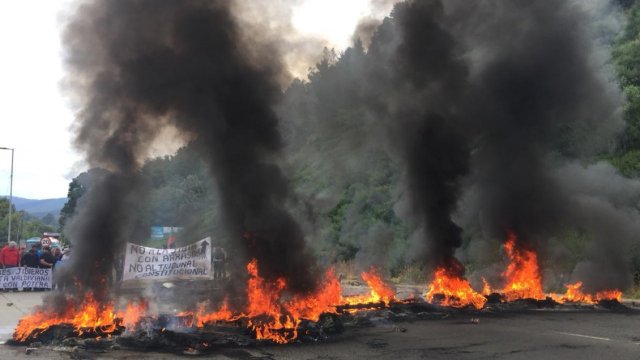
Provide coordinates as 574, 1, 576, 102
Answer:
1, 291, 640, 359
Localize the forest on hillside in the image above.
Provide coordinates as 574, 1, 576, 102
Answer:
57, 0, 640, 286
0, 198, 57, 242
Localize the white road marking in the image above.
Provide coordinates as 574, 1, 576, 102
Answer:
556, 331, 611, 342
0, 326, 14, 342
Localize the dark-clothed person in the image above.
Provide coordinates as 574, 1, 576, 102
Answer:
213, 246, 226, 279
20, 247, 39, 292
21, 246, 39, 268
52, 247, 62, 263
37, 246, 55, 291
39, 246, 55, 269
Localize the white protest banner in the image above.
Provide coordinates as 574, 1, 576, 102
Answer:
123, 237, 212, 281
0, 267, 52, 289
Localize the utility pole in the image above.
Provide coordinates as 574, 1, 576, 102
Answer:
0, 147, 14, 244
16, 211, 23, 242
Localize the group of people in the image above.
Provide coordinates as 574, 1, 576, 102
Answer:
0, 241, 71, 291
0, 241, 56, 269
4, 239, 229, 290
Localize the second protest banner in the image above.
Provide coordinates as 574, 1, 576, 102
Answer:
0, 267, 52, 289
123, 237, 212, 281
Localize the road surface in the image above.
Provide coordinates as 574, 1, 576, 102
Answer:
1, 291, 639, 359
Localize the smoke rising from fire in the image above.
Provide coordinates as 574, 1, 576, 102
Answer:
279, 0, 635, 291
58, 0, 640, 300
448, 0, 631, 291
381, 1, 470, 273
63, 0, 318, 295
399, 0, 632, 290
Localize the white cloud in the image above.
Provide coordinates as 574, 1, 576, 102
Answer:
0, 0, 393, 200
0, 0, 80, 199
292, 0, 371, 50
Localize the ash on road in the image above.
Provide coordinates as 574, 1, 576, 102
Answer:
1, 292, 640, 359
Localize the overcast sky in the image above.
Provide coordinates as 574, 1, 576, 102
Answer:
0, 0, 391, 200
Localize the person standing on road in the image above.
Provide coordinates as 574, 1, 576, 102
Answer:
52, 247, 62, 263
1, 241, 20, 268
18, 245, 26, 262
38, 246, 55, 292
0, 241, 20, 292
21, 246, 39, 268
213, 246, 226, 279
20, 246, 39, 292
39, 246, 55, 269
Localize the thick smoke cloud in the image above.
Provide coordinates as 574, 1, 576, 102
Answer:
553, 163, 640, 291
448, 0, 628, 290
455, 0, 620, 235
389, 1, 470, 274
332, 0, 631, 289
336, 1, 473, 275
63, 0, 318, 296
60, 0, 638, 298
278, 0, 633, 289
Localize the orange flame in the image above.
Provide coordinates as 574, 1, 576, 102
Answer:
240, 259, 297, 343
14, 293, 119, 342
342, 267, 396, 306
594, 289, 622, 302
494, 232, 623, 304
500, 232, 545, 301
13, 292, 149, 342
15, 247, 624, 345
195, 299, 235, 327
286, 267, 342, 322
425, 267, 487, 309
549, 281, 591, 303
481, 277, 492, 296
195, 259, 341, 344
361, 267, 396, 304
118, 299, 148, 330
549, 281, 622, 304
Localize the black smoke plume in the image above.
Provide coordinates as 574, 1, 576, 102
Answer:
335, 0, 628, 288
63, 0, 318, 297
449, 0, 628, 291
381, 1, 470, 274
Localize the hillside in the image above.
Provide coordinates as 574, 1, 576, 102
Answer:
3, 196, 65, 218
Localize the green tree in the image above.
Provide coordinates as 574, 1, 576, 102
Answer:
0, 199, 54, 242
58, 168, 108, 234
41, 213, 56, 226
0, 197, 17, 242
614, 2, 640, 151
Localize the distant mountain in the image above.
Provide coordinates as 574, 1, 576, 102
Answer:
2, 196, 66, 219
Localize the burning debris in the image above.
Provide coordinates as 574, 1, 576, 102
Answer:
342, 267, 397, 307
425, 231, 623, 309
425, 265, 487, 310
499, 232, 546, 302
11, 261, 393, 346
10, 254, 625, 354
12, 293, 146, 343
9, 0, 640, 356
